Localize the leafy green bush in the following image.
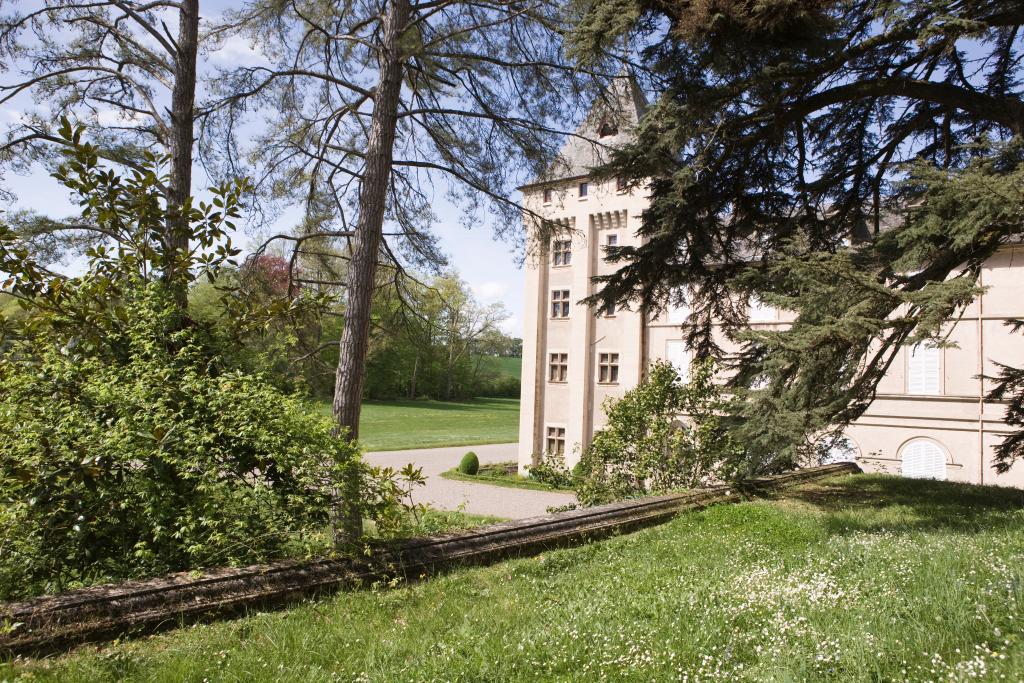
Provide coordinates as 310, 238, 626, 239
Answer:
458, 451, 480, 475
575, 359, 743, 506
0, 126, 414, 599
0, 287, 364, 598
527, 451, 576, 489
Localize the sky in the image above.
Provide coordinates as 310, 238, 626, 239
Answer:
0, 1, 539, 338
2, 169, 528, 335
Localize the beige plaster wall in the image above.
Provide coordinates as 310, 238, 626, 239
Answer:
518, 178, 1024, 486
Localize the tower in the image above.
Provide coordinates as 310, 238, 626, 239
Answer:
516, 76, 650, 472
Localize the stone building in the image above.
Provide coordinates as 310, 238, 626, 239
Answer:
516, 77, 1024, 487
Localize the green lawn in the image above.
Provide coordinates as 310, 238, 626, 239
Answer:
441, 461, 573, 492
484, 355, 521, 379
10, 474, 1024, 681
322, 397, 520, 451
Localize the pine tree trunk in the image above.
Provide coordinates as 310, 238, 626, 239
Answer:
446, 341, 455, 400
409, 349, 419, 399
332, 0, 410, 543
164, 0, 199, 312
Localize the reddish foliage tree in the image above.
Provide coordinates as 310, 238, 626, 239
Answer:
245, 255, 292, 297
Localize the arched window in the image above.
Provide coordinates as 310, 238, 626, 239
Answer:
598, 120, 618, 138
907, 343, 941, 395
820, 435, 860, 465
900, 439, 947, 480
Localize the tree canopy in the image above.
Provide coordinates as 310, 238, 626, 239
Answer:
0, 0, 203, 307
574, 0, 1024, 471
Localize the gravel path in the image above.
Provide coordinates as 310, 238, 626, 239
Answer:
364, 443, 577, 520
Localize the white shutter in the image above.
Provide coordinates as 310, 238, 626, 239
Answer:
667, 288, 691, 324
749, 296, 776, 322
666, 340, 690, 383
908, 344, 941, 395
901, 439, 946, 480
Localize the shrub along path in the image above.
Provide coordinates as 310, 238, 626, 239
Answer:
364, 443, 576, 519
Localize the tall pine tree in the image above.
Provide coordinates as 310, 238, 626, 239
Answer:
572, 0, 1024, 473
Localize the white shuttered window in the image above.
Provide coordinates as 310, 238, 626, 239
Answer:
667, 288, 691, 325
901, 439, 947, 480
907, 344, 941, 395
748, 296, 776, 322
666, 340, 690, 383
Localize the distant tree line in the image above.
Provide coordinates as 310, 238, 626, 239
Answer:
189, 256, 520, 403
365, 272, 521, 401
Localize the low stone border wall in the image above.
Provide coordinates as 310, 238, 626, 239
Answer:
0, 462, 859, 657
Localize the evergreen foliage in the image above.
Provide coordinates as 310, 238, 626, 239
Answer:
571, 0, 1024, 470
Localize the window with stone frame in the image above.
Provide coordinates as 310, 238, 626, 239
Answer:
543, 188, 552, 203
604, 233, 618, 262
546, 426, 566, 455
598, 352, 620, 384
548, 352, 568, 382
551, 289, 571, 318
552, 239, 572, 266
598, 120, 619, 138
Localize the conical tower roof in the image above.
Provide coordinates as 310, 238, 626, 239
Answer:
542, 73, 648, 183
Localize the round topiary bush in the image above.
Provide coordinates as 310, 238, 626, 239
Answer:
458, 451, 480, 475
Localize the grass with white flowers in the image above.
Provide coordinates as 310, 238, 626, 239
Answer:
6, 473, 1024, 682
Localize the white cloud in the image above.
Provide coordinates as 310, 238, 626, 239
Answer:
476, 280, 509, 303
94, 108, 147, 127
0, 105, 50, 124
208, 35, 269, 67
499, 315, 520, 336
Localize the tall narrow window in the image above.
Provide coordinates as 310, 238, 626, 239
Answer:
604, 233, 618, 263
749, 296, 776, 322
605, 300, 617, 317
543, 188, 552, 203
666, 340, 690, 383
907, 343, 941, 395
578, 181, 588, 198
667, 288, 691, 325
552, 239, 572, 266
598, 352, 620, 384
551, 289, 570, 318
548, 353, 568, 382
546, 426, 566, 455
616, 176, 627, 192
